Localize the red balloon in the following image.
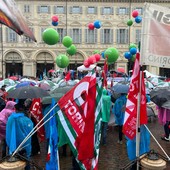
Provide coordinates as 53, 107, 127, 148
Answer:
52, 15, 59, 22
117, 67, 125, 73
132, 10, 139, 18
88, 23, 95, 30
88, 55, 96, 64
83, 60, 90, 68
94, 54, 101, 62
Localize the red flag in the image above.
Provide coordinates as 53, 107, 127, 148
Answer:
64, 71, 71, 81
123, 53, 147, 140
30, 98, 45, 142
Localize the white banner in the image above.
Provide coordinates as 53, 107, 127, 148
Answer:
140, 3, 170, 68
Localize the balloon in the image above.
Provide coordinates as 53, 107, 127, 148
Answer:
124, 52, 132, 59
117, 67, 125, 73
101, 51, 105, 59
56, 54, 69, 68
135, 16, 142, 23
66, 44, 77, 55
131, 55, 136, 62
93, 50, 100, 54
62, 36, 73, 48
104, 47, 119, 64
130, 47, 137, 55
88, 55, 96, 64
83, 59, 90, 68
52, 15, 59, 22
129, 43, 137, 50
52, 21, 58, 26
127, 19, 133, 26
42, 28, 59, 45
94, 20, 102, 29
132, 10, 139, 18
94, 54, 101, 62
88, 23, 95, 30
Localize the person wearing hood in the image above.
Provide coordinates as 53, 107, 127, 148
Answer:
0, 100, 16, 158
101, 88, 111, 145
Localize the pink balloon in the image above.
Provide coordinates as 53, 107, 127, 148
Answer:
132, 10, 139, 18
88, 23, 95, 30
94, 54, 101, 62
83, 60, 90, 68
88, 55, 96, 64
52, 15, 59, 22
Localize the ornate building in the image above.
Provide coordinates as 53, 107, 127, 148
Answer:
0, 0, 169, 78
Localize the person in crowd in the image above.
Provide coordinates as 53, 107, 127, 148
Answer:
101, 88, 111, 145
0, 91, 6, 111
24, 98, 41, 156
0, 85, 8, 102
112, 93, 127, 144
0, 101, 16, 158
6, 102, 33, 170
157, 106, 170, 141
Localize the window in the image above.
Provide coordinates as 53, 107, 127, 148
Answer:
24, 28, 34, 43
37, 6, 50, 13
87, 7, 97, 14
56, 28, 66, 43
101, 29, 113, 44
102, 7, 113, 15
70, 6, 82, 14
6, 28, 17, 42
85, 29, 97, 44
24, 5, 30, 13
117, 7, 129, 15
54, 6, 65, 14
70, 28, 82, 44
136, 29, 141, 44
116, 29, 129, 44
135, 7, 143, 15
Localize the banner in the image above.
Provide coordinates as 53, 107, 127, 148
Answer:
140, 3, 170, 68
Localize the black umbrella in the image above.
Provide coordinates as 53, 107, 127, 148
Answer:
161, 100, 170, 110
150, 87, 170, 107
50, 85, 74, 94
7, 86, 50, 99
112, 83, 129, 94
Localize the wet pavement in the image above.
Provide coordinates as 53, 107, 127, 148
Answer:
1, 116, 170, 170
30, 116, 170, 170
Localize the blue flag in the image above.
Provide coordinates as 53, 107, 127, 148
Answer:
46, 98, 59, 170
126, 125, 150, 161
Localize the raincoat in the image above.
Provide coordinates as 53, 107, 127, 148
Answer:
6, 112, 33, 157
0, 101, 16, 141
112, 94, 127, 125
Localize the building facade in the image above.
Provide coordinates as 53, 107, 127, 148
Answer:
0, 0, 169, 79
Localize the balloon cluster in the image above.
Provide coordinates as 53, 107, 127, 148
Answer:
52, 15, 59, 26
124, 43, 137, 62
88, 20, 102, 30
83, 54, 101, 68
127, 10, 142, 26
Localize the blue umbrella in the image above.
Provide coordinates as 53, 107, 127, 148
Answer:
112, 83, 129, 94
16, 81, 36, 88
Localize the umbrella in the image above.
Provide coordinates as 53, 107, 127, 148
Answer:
0, 79, 16, 87
7, 86, 50, 99
50, 85, 74, 94
39, 83, 51, 91
112, 83, 129, 94
0, 0, 36, 41
161, 100, 170, 110
145, 81, 154, 89
150, 87, 170, 107
15, 81, 36, 88
48, 69, 55, 73
8, 76, 18, 81
157, 82, 170, 87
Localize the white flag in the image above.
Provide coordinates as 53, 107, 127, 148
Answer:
140, 3, 170, 68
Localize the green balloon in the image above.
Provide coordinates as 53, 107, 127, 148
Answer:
131, 55, 136, 62
129, 43, 137, 50
104, 47, 119, 64
62, 36, 73, 48
56, 54, 69, 68
66, 44, 77, 55
42, 28, 59, 45
127, 19, 133, 26
93, 50, 100, 54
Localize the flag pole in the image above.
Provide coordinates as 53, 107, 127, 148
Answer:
12, 102, 58, 156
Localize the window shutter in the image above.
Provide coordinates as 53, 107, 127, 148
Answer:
48, 6, 50, 14
37, 6, 40, 13
116, 7, 119, 15
110, 29, 113, 43
69, 7, 72, 14
80, 7, 82, 14
116, 29, 120, 44
95, 7, 97, 14
126, 8, 130, 15
101, 29, 104, 44
141, 8, 143, 15
101, 7, 104, 15
63, 6, 66, 14
63, 29, 66, 37
79, 29, 82, 43
69, 29, 72, 38
85, 29, 88, 43
94, 29, 97, 43
111, 7, 114, 15
53, 6, 56, 14
125, 29, 129, 43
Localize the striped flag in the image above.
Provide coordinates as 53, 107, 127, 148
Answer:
57, 72, 103, 169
